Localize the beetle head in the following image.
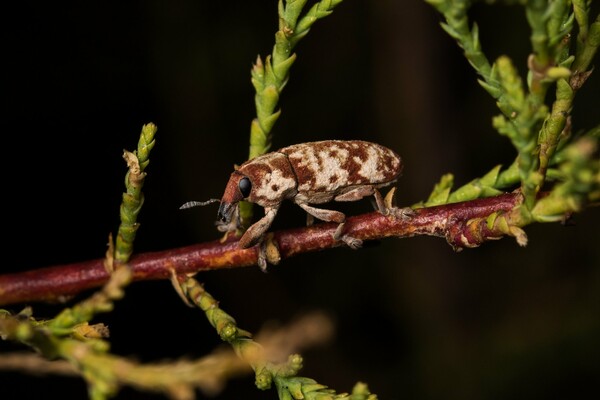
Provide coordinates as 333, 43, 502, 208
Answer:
217, 171, 250, 224
218, 152, 298, 223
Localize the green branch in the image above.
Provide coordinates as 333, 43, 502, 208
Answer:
180, 276, 377, 399
426, 0, 598, 214
115, 123, 157, 264
572, 1, 600, 73
425, 0, 499, 99
0, 124, 160, 399
241, 0, 344, 228
532, 136, 600, 222
0, 267, 130, 399
249, 0, 344, 159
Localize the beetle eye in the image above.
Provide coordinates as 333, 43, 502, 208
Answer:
239, 177, 252, 198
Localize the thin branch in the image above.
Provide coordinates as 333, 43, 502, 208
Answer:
0, 193, 525, 307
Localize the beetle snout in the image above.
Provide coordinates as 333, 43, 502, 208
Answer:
217, 202, 234, 223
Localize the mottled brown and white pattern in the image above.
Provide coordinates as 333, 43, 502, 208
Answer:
217, 140, 403, 250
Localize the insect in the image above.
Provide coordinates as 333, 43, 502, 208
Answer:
216, 140, 403, 250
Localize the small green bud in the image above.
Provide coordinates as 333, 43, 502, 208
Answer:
255, 369, 272, 390
546, 66, 571, 80
15, 322, 33, 340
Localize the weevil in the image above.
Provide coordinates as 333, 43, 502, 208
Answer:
216, 140, 403, 250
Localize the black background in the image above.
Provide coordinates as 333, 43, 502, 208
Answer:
2, 1, 599, 399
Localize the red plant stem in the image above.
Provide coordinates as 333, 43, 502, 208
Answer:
0, 193, 522, 306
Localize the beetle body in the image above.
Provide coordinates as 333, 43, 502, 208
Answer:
218, 140, 402, 248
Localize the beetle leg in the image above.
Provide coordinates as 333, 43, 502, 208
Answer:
335, 185, 392, 215
238, 206, 279, 248
335, 185, 394, 215
296, 202, 362, 248
372, 188, 387, 213
297, 202, 346, 224
333, 185, 376, 202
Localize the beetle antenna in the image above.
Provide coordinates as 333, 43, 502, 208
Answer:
179, 199, 220, 209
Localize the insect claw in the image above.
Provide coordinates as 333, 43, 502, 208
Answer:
390, 206, 415, 221
332, 222, 362, 249
341, 235, 363, 249
255, 234, 281, 271
257, 246, 268, 272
